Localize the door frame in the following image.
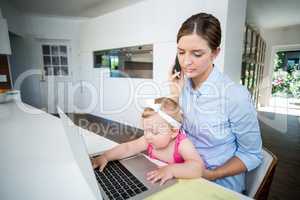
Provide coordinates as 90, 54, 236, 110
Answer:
37, 38, 73, 114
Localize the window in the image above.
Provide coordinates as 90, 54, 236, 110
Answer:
93, 44, 153, 79
241, 25, 266, 107
42, 44, 69, 76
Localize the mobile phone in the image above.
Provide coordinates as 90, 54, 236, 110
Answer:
172, 56, 181, 77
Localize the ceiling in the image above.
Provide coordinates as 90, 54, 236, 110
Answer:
7, 0, 142, 18
247, 0, 300, 29
5, 0, 300, 28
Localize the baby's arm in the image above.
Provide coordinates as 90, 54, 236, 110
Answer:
104, 136, 148, 160
170, 138, 204, 178
92, 136, 148, 171
147, 138, 204, 184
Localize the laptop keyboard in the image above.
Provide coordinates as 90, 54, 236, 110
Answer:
94, 160, 148, 200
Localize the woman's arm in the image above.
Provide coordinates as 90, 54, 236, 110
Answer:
205, 85, 263, 180
203, 157, 247, 181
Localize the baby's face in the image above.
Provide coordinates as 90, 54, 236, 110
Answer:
143, 114, 175, 149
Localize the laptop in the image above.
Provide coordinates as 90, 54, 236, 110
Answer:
57, 107, 176, 200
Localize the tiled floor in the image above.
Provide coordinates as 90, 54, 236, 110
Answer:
69, 113, 144, 143
258, 111, 300, 200
68, 111, 300, 200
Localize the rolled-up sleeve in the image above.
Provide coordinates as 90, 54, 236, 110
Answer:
227, 85, 263, 171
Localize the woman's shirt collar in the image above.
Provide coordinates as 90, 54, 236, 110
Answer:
186, 65, 221, 96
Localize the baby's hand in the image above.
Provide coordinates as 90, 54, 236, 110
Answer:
91, 155, 108, 171
146, 166, 174, 185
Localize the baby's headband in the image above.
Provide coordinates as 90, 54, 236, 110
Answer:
145, 99, 181, 129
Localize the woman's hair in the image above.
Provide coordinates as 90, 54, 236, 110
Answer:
142, 97, 182, 127
177, 13, 221, 51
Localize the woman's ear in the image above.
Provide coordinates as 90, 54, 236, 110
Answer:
211, 47, 220, 60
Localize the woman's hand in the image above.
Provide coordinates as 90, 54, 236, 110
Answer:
146, 166, 174, 185
203, 157, 247, 181
91, 155, 108, 171
203, 168, 218, 181
168, 68, 185, 100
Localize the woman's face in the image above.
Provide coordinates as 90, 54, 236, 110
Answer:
143, 114, 175, 149
177, 33, 219, 80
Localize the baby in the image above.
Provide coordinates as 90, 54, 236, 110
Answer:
92, 97, 204, 185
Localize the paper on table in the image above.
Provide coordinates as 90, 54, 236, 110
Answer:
146, 179, 239, 200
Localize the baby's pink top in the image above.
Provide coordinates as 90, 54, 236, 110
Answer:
147, 130, 187, 163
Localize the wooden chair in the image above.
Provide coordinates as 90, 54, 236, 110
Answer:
245, 147, 278, 200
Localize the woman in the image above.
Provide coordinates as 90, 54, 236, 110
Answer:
170, 13, 263, 193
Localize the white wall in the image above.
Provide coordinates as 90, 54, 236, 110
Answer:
2, 0, 247, 128
0, 0, 25, 36
1, 1, 83, 112
9, 33, 44, 108
79, 0, 245, 128
259, 25, 300, 106
0, 18, 11, 54
13, 16, 82, 112
223, 0, 247, 83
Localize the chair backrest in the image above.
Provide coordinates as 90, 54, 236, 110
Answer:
245, 147, 278, 200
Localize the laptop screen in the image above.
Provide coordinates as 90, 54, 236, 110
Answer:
57, 107, 102, 200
